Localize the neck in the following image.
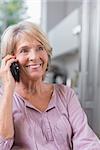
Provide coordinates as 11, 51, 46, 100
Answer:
15, 79, 44, 96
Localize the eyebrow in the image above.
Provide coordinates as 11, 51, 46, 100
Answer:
17, 46, 30, 51
20, 46, 30, 49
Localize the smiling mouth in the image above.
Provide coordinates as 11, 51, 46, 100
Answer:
26, 64, 42, 69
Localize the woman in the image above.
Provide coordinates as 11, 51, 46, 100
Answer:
0, 21, 100, 150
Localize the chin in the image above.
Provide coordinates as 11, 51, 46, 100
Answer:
22, 69, 46, 81
28, 73, 44, 81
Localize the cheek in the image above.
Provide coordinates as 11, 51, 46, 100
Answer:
43, 52, 49, 63
43, 56, 49, 69
16, 55, 27, 65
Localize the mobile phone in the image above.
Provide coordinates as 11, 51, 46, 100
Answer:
10, 62, 20, 82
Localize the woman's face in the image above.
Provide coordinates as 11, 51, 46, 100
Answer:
14, 36, 48, 81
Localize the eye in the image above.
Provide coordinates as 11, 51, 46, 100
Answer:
20, 48, 29, 53
37, 46, 44, 51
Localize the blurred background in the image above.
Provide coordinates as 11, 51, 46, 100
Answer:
0, 0, 100, 137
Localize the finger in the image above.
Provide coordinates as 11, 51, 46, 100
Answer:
1, 59, 17, 69
1, 55, 16, 67
6, 58, 18, 68
2, 55, 16, 63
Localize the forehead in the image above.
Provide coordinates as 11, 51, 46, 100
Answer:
16, 34, 42, 49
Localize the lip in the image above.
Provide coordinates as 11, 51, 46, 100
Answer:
26, 63, 42, 69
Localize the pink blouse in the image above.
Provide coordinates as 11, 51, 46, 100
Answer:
0, 84, 100, 150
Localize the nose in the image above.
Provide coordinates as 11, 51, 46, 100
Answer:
28, 49, 38, 61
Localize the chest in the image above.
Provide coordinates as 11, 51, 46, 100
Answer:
23, 90, 53, 112
13, 106, 73, 149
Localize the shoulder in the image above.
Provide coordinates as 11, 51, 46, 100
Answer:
55, 84, 75, 97
13, 92, 26, 109
54, 84, 76, 105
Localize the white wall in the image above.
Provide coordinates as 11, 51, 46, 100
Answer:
45, 0, 82, 32
48, 9, 80, 58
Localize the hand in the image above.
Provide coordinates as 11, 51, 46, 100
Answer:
0, 55, 17, 89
